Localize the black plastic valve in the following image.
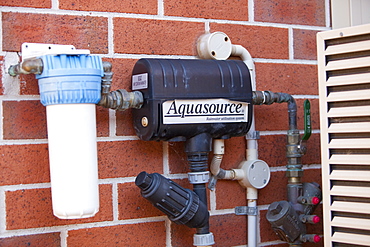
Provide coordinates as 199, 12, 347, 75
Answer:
135, 171, 209, 229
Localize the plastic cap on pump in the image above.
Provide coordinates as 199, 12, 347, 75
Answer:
135, 172, 153, 190
314, 235, 321, 243
312, 196, 320, 205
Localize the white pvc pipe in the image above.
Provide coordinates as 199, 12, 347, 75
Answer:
46, 103, 99, 219
232, 44, 259, 247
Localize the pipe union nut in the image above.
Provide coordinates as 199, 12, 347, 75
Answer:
286, 170, 303, 178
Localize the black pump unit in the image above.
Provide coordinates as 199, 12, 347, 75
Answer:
131, 58, 253, 141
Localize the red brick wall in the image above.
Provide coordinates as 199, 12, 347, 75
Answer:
0, 0, 329, 246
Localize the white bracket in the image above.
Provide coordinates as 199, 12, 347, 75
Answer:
21, 43, 90, 61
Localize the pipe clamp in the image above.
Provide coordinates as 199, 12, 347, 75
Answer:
235, 206, 258, 216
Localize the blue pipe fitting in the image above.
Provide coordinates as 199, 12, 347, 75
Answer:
36, 54, 103, 106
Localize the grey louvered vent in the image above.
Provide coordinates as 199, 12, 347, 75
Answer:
317, 24, 370, 246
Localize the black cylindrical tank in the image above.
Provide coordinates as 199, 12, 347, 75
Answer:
131, 58, 253, 141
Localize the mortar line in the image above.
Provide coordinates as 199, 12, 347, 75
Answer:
0, 188, 6, 234
0, 12, 3, 52
0, 216, 168, 238
108, 109, 117, 137
248, 0, 254, 22
165, 218, 172, 247
112, 182, 119, 221
325, 0, 332, 28
204, 21, 210, 33
0, 98, 3, 141
51, 0, 59, 9
107, 16, 114, 55
209, 188, 217, 212
163, 142, 170, 175
60, 229, 68, 247
288, 27, 294, 60
158, 0, 164, 17
0, 6, 331, 31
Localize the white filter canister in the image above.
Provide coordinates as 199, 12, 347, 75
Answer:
46, 103, 99, 219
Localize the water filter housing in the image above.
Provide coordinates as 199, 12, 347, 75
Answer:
131, 58, 253, 141
37, 54, 103, 219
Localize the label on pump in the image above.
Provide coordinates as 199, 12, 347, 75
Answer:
162, 99, 248, 124
132, 73, 148, 90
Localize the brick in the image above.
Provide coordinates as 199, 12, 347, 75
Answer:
96, 106, 109, 137
254, 98, 320, 131
254, 0, 326, 26
0, 0, 51, 8
293, 29, 320, 60
67, 221, 166, 247
258, 133, 321, 168
302, 167, 322, 186
165, 0, 248, 21
60, 0, 157, 15
3, 100, 47, 139
0, 144, 50, 186
98, 140, 163, 179
168, 141, 189, 174
118, 182, 164, 220
0, 233, 60, 247
116, 110, 137, 136
210, 214, 247, 246
0, 56, 4, 95
258, 170, 287, 205
103, 58, 137, 92
20, 74, 39, 95
171, 222, 194, 247
2, 12, 108, 53
6, 185, 113, 229
255, 63, 318, 95
114, 18, 205, 56
210, 23, 289, 59
215, 180, 246, 210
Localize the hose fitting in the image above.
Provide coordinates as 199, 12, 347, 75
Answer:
8, 58, 44, 76
97, 61, 143, 111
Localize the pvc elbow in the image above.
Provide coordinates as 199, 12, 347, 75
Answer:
210, 154, 223, 176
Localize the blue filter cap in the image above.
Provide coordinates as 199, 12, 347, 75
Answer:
36, 54, 103, 106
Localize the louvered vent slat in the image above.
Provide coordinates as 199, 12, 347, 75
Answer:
330, 170, 370, 181
331, 201, 370, 214
326, 72, 370, 86
326, 57, 370, 71
329, 154, 370, 164
325, 40, 370, 55
327, 105, 370, 117
332, 216, 370, 230
328, 122, 370, 133
329, 138, 370, 149
327, 89, 370, 102
331, 185, 370, 198
332, 232, 370, 246
318, 24, 370, 246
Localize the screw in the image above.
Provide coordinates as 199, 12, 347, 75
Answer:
141, 117, 148, 127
